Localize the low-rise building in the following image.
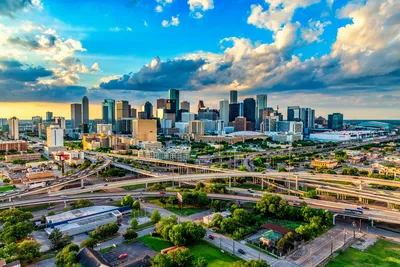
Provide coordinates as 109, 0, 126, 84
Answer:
260, 223, 294, 247
311, 158, 338, 169
26, 170, 55, 180
45, 206, 127, 236
5, 153, 41, 162
53, 150, 85, 166
138, 147, 191, 162
0, 141, 28, 153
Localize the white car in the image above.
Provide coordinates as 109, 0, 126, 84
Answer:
392, 208, 399, 212
60, 195, 67, 198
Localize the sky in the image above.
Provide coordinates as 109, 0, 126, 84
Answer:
0, 0, 399, 120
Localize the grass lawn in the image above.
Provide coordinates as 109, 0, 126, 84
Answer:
100, 246, 115, 253
148, 198, 204, 216
123, 184, 146, 190
264, 218, 303, 230
327, 239, 400, 267
22, 204, 54, 212
136, 221, 155, 231
139, 235, 238, 267
0, 185, 15, 192
233, 183, 264, 190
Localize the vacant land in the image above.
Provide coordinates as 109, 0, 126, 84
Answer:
264, 218, 303, 230
139, 235, 237, 267
327, 239, 400, 267
0, 185, 15, 192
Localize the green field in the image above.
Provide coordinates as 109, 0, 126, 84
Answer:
263, 218, 303, 230
0, 185, 15, 192
138, 235, 238, 267
123, 184, 146, 190
327, 240, 400, 267
233, 183, 264, 190
148, 198, 204, 216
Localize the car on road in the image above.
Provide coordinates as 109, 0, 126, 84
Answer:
60, 195, 67, 198
361, 206, 369, 210
118, 253, 128, 260
247, 189, 254, 193
208, 235, 215, 240
238, 249, 246, 254
104, 184, 108, 186
392, 208, 399, 212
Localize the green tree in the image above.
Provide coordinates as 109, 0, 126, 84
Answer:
130, 218, 139, 229
55, 243, 80, 267
238, 165, 248, 171
195, 182, 206, 192
132, 200, 141, 211
232, 208, 252, 225
49, 228, 71, 249
16, 240, 41, 263
196, 192, 209, 208
278, 167, 288, 172
210, 200, 223, 212
169, 224, 186, 245
221, 218, 238, 234
152, 248, 195, 267
151, 210, 162, 223
89, 222, 119, 240
0, 208, 33, 224
209, 213, 223, 228
230, 260, 270, 267
305, 190, 319, 199
2, 178, 10, 184
74, 198, 93, 209
167, 196, 176, 206
121, 194, 134, 206
0, 221, 34, 243
123, 228, 138, 241
80, 237, 97, 249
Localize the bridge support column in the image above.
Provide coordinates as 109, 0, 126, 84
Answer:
64, 200, 67, 208
261, 179, 264, 190
387, 202, 394, 209
295, 176, 298, 191
229, 177, 231, 188
371, 219, 374, 227
8, 197, 11, 202
145, 183, 148, 189
81, 178, 84, 188
179, 181, 181, 187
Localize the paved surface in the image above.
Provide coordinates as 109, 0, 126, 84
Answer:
31, 231, 53, 252
101, 242, 157, 266
27, 258, 55, 267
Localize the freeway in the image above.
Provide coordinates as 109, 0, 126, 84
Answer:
111, 161, 164, 177
3, 191, 400, 225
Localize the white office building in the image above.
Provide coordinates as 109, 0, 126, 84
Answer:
219, 99, 229, 124
8, 117, 19, 140
97, 124, 113, 135
46, 125, 64, 148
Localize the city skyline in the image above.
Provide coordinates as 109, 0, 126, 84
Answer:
0, 0, 399, 119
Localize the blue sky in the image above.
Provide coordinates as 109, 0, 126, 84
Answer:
0, 0, 399, 119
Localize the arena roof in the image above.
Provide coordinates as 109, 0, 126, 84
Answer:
356, 121, 396, 130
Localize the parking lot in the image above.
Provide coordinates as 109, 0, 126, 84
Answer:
101, 241, 157, 266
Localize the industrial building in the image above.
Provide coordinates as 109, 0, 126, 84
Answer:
45, 206, 128, 236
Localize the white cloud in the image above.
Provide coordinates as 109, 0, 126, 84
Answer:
32, 0, 44, 10
327, 0, 334, 8
162, 16, 180, 27
301, 20, 331, 44
193, 12, 203, 19
274, 22, 300, 50
126, 27, 132, 31
91, 62, 100, 72
247, 0, 320, 32
144, 21, 149, 27
188, 0, 214, 11
155, 5, 163, 12
99, 75, 121, 83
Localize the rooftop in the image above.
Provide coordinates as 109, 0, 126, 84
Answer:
46, 205, 117, 224
261, 230, 282, 241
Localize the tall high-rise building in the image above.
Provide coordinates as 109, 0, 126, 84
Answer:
229, 103, 240, 122
256, 94, 268, 130
230, 90, 238, 104
198, 100, 205, 111
168, 89, 180, 114
219, 99, 229, 124
328, 113, 344, 131
131, 108, 137, 118
132, 119, 157, 142
243, 98, 256, 122
165, 99, 177, 114
102, 99, 116, 131
46, 111, 53, 122
54, 117, 66, 129
287, 106, 301, 121
300, 108, 315, 134
47, 125, 64, 148
32, 116, 42, 136
180, 101, 190, 111
71, 103, 82, 129
157, 98, 167, 109
116, 100, 130, 119
8, 117, 19, 140
234, 116, 247, 132
181, 112, 196, 122
82, 96, 89, 124
188, 120, 204, 135
198, 108, 219, 121
142, 101, 153, 119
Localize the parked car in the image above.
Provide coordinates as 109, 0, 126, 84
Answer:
118, 254, 128, 260
208, 235, 215, 240
238, 249, 246, 255
210, 228, 216, 233
104, 184, 108, 186
247, 189, 254, 193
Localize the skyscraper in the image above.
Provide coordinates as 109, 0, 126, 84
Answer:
54, 116, 66, 129
157, 98, 167, 109
165, 99, 177, 114
46, 111, 53, 122
132, 119, 157, 142
287, 106, 301, 121
180, 101, 190, 111
219, 99, 229, 124
300, 108, 315, 134
229, 103, 240, 122
328, 113, 344, 130
198, 100, 205, 111
47, 125, 64, 148
116, 100, 130, 119
32, 116, 42, 136
256, 94, 268, 129
131, 108, 137, 118
102, 99, 116, 131
230, 90, 238, 104
71, 103, 82, 129
168, 89, 180, 114
8, 117, 19, 140
82, 96, 89, 124
243, 98, 256, 122
142, 101, 153, 119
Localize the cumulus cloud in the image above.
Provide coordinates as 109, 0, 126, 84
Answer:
161, 16, 180, 27
0, 0, 42, 17
188, 0, 213, 18
155, 5, 163, 12
301, 20, 331, 44
0, 57, 52, 82
99, 56, 206, 91
247, 0, 320, 32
